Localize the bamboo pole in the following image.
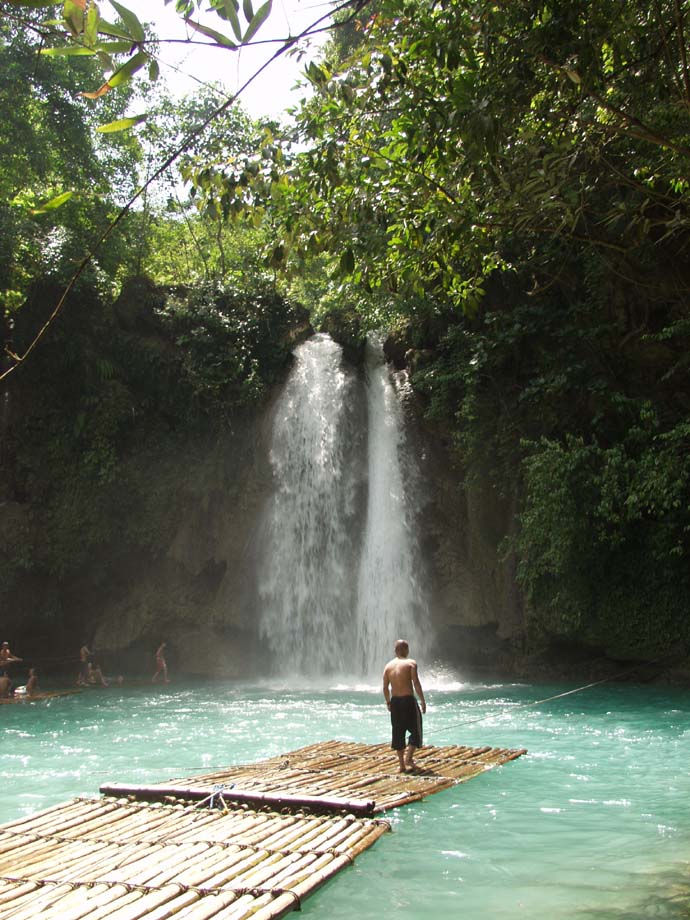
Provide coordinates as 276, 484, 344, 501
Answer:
165, 844, 251, 891
1, 880, 81, 920
230, 852, 315, 893
99, 783, 376, 817
12, 878, 123, 920
0, 801, 85, 835
39, 883, 143, 920
194, 813, 285, 847
0, 881, 43, 911
250, 816, 330, 852
70, 803, 175, 842
241, 891, 301, 920
122, 842, 213, 888
0, 840, 116, 880
30, 882, 128, 920
21, 801, 126, 840
0, 833, 62, 866
171, 889, 247, 920
64, 882, 186, 920
1, 800, 112, 838
112, 888, 201, 920
168, 845, 249, 890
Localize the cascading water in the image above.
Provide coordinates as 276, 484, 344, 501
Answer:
258, 332, 427, 678
258, 334, 362, 675
353, 336, 427, 676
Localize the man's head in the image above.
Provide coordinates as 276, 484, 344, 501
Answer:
395, 639, 409, 658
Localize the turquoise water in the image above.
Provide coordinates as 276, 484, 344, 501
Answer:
1, 677, 690, 918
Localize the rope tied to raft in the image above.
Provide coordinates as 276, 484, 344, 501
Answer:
195, 782, 234, 811
0, 873, 302, 907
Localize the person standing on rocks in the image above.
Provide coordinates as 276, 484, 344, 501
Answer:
382, 638, 427, 773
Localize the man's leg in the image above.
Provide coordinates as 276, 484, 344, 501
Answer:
405, 744, 416, 770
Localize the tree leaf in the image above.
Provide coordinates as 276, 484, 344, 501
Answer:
96, 18, 132, 39
242, 0, 253, 23
340, 247, 355, 274
184, 18, 237, 48
41, 45, 96, 55
109, 0, 145, 42
63, 0, 84, 37
84, 1, 99, 47
81, 81, 111, 98
31, 191, 74, 214
96, 40, 135, 52
243, 0, 271, 43
81, 50, 148, 97
96, 114, 147, 133
220, 0, 242, 41
107, 50, 149, 87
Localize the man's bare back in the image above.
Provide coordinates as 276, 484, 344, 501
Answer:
383, 656, 422, 699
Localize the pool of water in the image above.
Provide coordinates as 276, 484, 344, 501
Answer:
1, 676, 690, 918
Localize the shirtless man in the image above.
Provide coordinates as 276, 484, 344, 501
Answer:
87, 662, 108, 687
0, 671, 12, 698
0, 642, 22, 666
152, 642, 169, 684
382, 639, 427, 773
26, 668, 38, 696
77, 643, 92, 686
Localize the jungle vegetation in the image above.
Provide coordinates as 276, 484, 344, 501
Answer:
2, 0, 689, 662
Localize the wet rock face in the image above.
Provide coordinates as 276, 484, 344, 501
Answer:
87, 413, 276, 679
411, 417, 525, 675
83, 378, 529, 680
1, 355, 525, 680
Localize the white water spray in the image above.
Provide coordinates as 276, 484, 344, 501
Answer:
258, 335, 361, 675
353, 336, 427, 676
259, 333, 427, 678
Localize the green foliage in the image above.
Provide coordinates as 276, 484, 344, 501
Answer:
516, 427, 690, 653
4, 275, 307, 586
159, 282, 309, 412
0, 13, 142, 312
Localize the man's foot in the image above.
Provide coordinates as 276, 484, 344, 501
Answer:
398, 766, 408, 774
405, 760, 416, 771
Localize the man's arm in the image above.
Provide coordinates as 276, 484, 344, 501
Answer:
411, 663, 426, 714
382, 665, 391, 710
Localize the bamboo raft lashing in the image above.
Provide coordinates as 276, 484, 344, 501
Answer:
0, 740, 525, 919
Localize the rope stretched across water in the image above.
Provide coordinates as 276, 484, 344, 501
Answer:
426, 656, 669, 741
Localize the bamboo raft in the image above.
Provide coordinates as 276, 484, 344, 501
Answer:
103, 740, 527, 815
0, 690, 83, 705
0, 740, 525, 919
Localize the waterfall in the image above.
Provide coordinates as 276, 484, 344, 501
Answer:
258, 333, 427, 679
258, 334, 362, 675
353, 336, 427, 677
